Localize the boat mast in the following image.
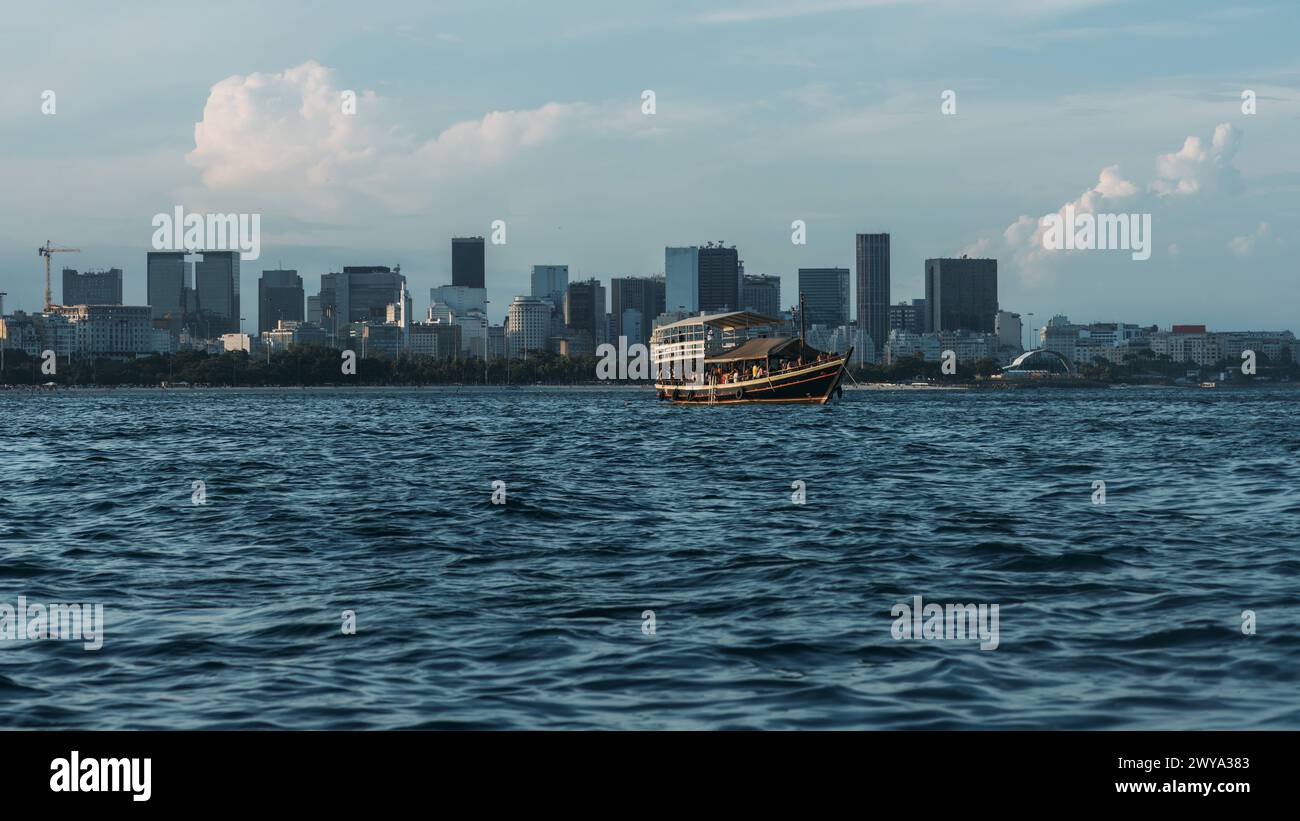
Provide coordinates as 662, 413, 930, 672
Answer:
798, 291, 806, 364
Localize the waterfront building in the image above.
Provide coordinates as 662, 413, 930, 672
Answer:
697, 243, 740, 312
62, 268, 123, 306
452, 237, 486, 289
258, 270, 304, 335
506, 295, 550, 358
742, 274, 781, 318
665, 246, 700, 314
610, 275, 666, 346
924, 257, 997, 334
856, 234, 891, 357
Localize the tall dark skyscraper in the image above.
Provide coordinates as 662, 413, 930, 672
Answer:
258, 269, 305, 334
798, 267, 849, 326
62, 267, 123, 305
610, 275, 665, 345
924, 257, 998, 333
697, 244, 740, 312
452, 237, 485, 289
195, 251, 241, 336
564, 278, 606, 347
741, 274, 781, 318
147, 251, 187, 321
856, 233, 890, 354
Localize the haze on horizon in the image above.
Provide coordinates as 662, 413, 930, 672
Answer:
1, 0, 1297, 332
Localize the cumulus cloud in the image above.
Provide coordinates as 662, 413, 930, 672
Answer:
964, 123, 1243, 287
185, 61, 606, 216
1152, 122, 1242, 197
1230, 222, 1270, 256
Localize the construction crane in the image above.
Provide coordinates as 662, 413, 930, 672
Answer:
38, 240, 80, 311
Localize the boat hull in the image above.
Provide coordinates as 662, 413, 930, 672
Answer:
655, 356, 849, 405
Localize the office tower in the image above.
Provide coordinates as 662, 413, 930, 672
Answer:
452, 237, 485, 289
924, 257, 998, 333
62, 268, 123, 306
194, 251, 241, 336
507, 296, 550, 357
856, 233, 890, 356
798, 268, 849, 327
307, 295, 321, 325
564, 278, 606, 347
741, 274, 781, 318
147, 251, 187, 320
318, 267, 407, 333
258, 270, 304, 335
610, 275, 666, 346
665, 246, 699, 314
430, 285, 488, 317
531, 265, 569, 307
888, 298, 927, 336
697, 243, 740, 312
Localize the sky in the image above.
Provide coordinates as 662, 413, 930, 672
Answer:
0, 0, 1297, 332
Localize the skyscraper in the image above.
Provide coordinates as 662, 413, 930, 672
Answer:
697, 243, 740, 313
610, 275, 666, 345
62, 267, 123, 306
318, 266, 407, 330
856, 234, 890, 356
531, 265, 569, 307
798, 267, 849, 326
741, 274, 781, 318
146, 251, 187, 321
258, 269, 304, 335
195, 251, 241, 336
924, 257, 998, 333
506, 295, 550, 357
564, 278, 606, 348
665, 246, 699, 314
889, 298, 927, 335
452, 237, 485, 289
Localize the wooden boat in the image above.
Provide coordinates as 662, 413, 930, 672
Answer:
651, 297, 852, 406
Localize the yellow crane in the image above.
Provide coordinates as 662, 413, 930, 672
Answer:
38, 240, 80, 311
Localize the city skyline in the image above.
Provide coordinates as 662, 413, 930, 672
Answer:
2, 1, 1298, 332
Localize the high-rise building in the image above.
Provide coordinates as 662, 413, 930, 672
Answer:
531, 265, 569, 307
856, 233, 890, 356
698, 244, 740, 313
610, 276, 665, 346
258, 270, 304, 335
62, 268, 123, 306
741, 274, 781, 318
147, 251, 187, 321
452, 237, 485, 289
798, 268, 849, 327
564, 278, 606, 349
317, 266, 407, 335
194, 251, 241, 336
924, 257, 998, 333
506, 295, 550, 357
889, 298, 927, 336
665, 246, 699, 314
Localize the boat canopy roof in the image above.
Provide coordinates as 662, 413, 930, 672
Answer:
705, 335, 807, 363
655, 310, 782, 333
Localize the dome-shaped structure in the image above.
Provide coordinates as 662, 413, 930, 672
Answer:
1003, 349, 1074, 376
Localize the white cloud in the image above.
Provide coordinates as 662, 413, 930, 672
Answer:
1230, 222, 1270, 256
185, 61, 607, 217
1152, 122, 1242, 197
966, 124, 1243, 287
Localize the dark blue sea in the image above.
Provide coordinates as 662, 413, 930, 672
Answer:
1, 385, 1298, 729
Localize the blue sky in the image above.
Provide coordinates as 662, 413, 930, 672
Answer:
1, 0, 1297, 331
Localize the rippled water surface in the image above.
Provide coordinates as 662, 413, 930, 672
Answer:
1, 386, 1298, 729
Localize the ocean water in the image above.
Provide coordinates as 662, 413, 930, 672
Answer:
1, 385, 1298, 729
